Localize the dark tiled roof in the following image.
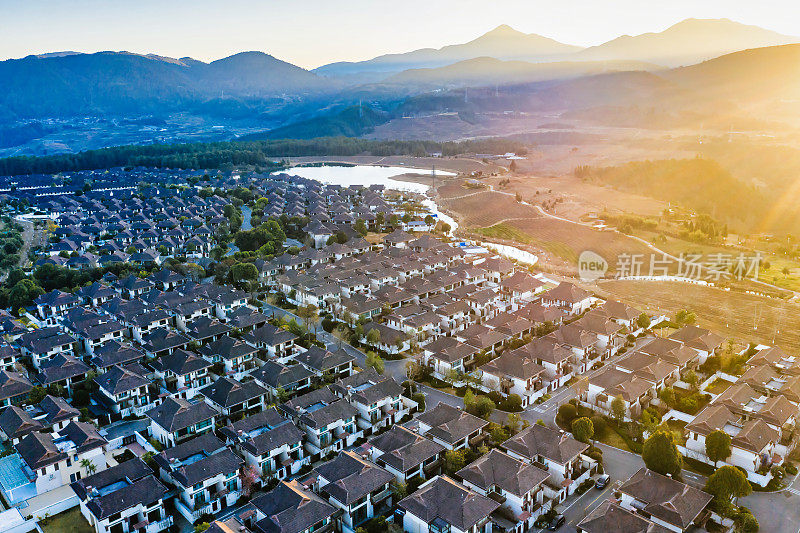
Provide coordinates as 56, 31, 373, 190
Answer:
398, 476, 500, 530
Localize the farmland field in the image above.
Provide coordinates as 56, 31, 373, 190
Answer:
597, 279, 800, 352
438, 190, 541, 227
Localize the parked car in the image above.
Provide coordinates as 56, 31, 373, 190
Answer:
547, 514, 566, 530
595, 474, 610, 489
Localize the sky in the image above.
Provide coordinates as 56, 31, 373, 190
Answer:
1, 0, 798, 69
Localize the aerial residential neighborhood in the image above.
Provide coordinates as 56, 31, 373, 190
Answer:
0, 164, 786, 533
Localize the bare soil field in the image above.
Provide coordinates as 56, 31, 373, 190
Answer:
505, 217, 659, 273
487, 173, 667, 221
597, 279, 800, 352
438, 190, 541, 228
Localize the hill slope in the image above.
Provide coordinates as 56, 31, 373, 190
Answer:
575, 18, 799, 67
385, 56, 661, 87
0, 51, 329, 119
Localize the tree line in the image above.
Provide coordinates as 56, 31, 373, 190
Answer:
0, 136, 528, 176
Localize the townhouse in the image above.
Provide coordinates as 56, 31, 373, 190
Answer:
330, 369, 409, 435
368, 425, 445, 483
155, 433, 244, 522
72, 458, 172, 533
501, 424, 595, 501
280, 387, 362, 461
145, 396, 217, 448
220, 408, 308, 483
312, 451, 395, 533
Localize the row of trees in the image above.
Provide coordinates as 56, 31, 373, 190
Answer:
0, 136, 528, 176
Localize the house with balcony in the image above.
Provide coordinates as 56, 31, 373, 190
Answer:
244, 323, 299, 362
293, 346, 355, 381
201, 335, 260, 380
200, 377, 268, 420
250, 360, 314, 401
423, 337, 478, 379
312, 451, 395, 533
146, 396, 217, 448
414, 403, 488, 451
280, 387, 361, 461
368, 425, 444, 483
684, 403, 782, 485
90, 341, 145, 372
457, 449, 552, 529
577, 501, 665, 533
330, 369, 409, 435
17, 326, 78, 371
140, 327, 191, 358
76, 282, 117, 308
501, 424, 595, 501
95, 363, 158, 421
35, 394, 80, 432
514, 337, 575, 391
0, 343, 19, 372
618, 468, 713, 533
36, 353, 90, 395
184, 316, 233, 345
397, 476, 499, 533
539, 282, 594, 315
479, 350, 547, 408
33, 289, 80, 326
0, 405, 44, 445
155, 433, 244, 522
72, 458, 172, 533
220, 408, 308, 484
580, 366, 654, 422
240, 480, 337, 533
668, 326, 724, 364
149, 348, 212, 400
15, 421, 107, 496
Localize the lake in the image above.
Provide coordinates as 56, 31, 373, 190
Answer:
283, 164, 453, 194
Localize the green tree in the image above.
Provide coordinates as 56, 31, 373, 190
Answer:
230, 262, 258, 288
474, 396, 495, 419
736, 511, 759, 533
675, 309, 697, 326
683, 369, 699, 390
642, 429, 682, 477
354, 219, 368, 236
366, 328, 381, 346
637, 312, 651, 329
444, 449, 466, 475
571, 417, 594, 444
611, 395, 627, 423
365, 351, 385, 374
705, 465, 752, 510
706, 430, 732, 468
557, 403, 578, 426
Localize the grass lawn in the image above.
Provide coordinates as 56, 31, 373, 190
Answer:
597, 428, 634, 453
40, 508, 93, 533
704, 378, 733, 395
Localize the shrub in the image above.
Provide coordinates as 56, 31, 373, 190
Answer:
557, 403, 578, 426
411, 393, 426, 412
591, 415, 606, 436
786, 463, 798, 476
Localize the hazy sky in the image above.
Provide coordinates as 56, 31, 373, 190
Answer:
1, 0, 798, 69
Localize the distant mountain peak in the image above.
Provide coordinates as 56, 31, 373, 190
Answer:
483, 24, 523, 37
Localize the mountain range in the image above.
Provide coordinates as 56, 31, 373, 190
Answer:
314, 18, 798, 79
1, 17, 799, 154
